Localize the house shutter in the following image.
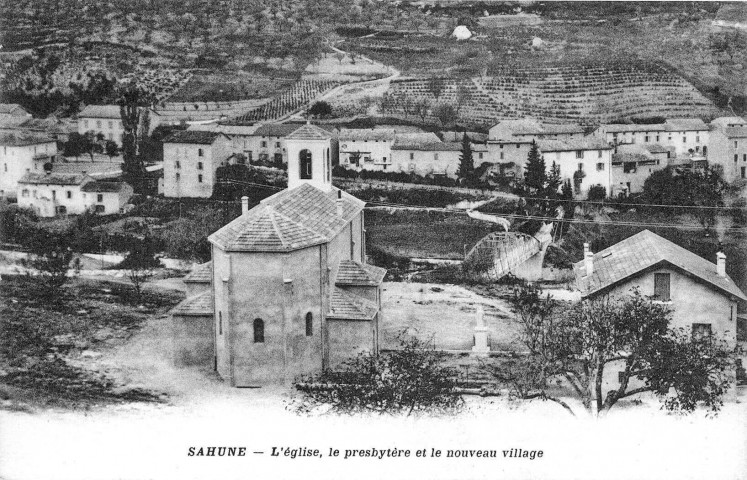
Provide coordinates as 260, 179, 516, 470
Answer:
654, 273, 670, 301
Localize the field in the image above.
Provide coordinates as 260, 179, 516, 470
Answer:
0, 275, 184, 410
366, 209, 501, 260
166, 71, 296, 103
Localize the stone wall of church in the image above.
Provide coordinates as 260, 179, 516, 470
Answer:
327, 314, 378, 369
172, 314, 214, 367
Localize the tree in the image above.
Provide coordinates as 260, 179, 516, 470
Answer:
63, 132, 87, 160
433, 103, 457, 127
335, 52, 345, 64
427, 76, 445, 101
105, 140, 118, 160
120, 235, 162, 302
486, 284, 737, 417
293, 334, 464, 416
118, 82, 154, 192
413, 98, 431, 123
308, 100, 332, 118
523, 141, 546, 194
456, 133, 474, 183
22, 230, 74, 299
82, 130, 98, 161
587, 184, 606, 201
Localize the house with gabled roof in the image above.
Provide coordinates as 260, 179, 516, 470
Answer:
78, 104, 160, 146
173, 122, 384, 386
163, 130, 233, 198
574, 230, 746, 348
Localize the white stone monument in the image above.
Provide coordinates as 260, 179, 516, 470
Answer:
472, 305, 490, 355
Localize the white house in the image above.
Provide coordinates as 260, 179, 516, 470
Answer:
78, 105, 160, 146
708, 116, 747, 183
80, 180, 134, 215
339, 131, 440, 173
391, 140, 462, 178
610, 144, 671, 196
536, 137, 613, 198
0, 132, 58, 199
17, 172, 93, 217
487, 120, 585, 178
594, 118, 709, 157
163, 130, 233, 198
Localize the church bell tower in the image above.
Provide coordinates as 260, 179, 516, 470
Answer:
285, 122, 337, 192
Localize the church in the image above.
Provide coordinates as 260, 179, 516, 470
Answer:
172, 123, 386, 387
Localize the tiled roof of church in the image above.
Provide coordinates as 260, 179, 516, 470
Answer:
172, 290, 213, 316
336, 260, 387, 286
183, 261, 212, 283
209, 183, 365, 252
327, 287, 379, 320
285, 123, 334, 140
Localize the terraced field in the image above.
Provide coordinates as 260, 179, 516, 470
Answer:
224, 78, 341, 124
387, 61, 718, 127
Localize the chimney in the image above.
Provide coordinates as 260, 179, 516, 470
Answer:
584, 243, 594, 277
336, 190, 344, 217
717, 251, 726, 278
241, 196, 249, 215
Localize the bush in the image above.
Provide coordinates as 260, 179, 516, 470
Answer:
587, 184, 607, 201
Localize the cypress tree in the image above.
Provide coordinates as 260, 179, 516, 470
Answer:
523, 141, 546, 194
456, 132, 474, 183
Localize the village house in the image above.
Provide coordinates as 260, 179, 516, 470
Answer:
594, 118, 709, 157
0, 103, 32, 125
172, 123, 385, 386
610, 144, 671, 196
0, 132, 58, 199
79, 180, 134, 215
575, 230, 745, 347
338, 130, 439, 173
536, 137, 613, 198
16, 172, 92, 217
391, 139, 462, 178
78, 105, 160, 146
708, 116, 747, 183
574, 230, 746, 391
162, 130, 233, 199
486, 120, 585, 178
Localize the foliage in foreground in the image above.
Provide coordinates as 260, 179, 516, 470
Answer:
486, 282, 737, 417
292, 335, 464, 416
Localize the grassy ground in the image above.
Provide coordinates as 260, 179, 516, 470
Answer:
0, 275, 184, 410
366, 209, 501, 260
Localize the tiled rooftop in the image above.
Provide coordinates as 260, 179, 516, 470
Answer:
18, 172, 89, 186
391, 141, 461, 151
164, 130, 225, 144
537, 137, 611, 152
285, 123, 333, 141
338, 128, 397, 142
327, 287, 379, 320
574, 230, 747, 301
80, 180, 130, 193
724, 126, 747, 139
183, 261, 212, 283
254, 123, 304, 137
78, 105, 122, 119
0, 131, 56, 146
336, 260, 387, 286
209, 184, 365, 252
172, 291, 213, 316
664, 118, 708, 131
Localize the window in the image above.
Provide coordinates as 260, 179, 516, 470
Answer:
219, 312, 222, 335
305, 312, 313, 336
409, 152, 414, 160
598, 150, 603, 158
198, 174, 203, 183
577, 163, 584, 172
94, 204, 105, 213
645, 135, 650, 143
744, 154, 747, 162
383, 156, 388, 163
654, 273, 671, 302
736, 154, 739, 163
175, 161, 181, 169
516, 144, 520, 149
84, 120, 89, 129
656, 135, 660, 142
434, 153, 439, 161
596, 162, 605, 171
52, 190, 56, 200
741, 167, 746, 179
261, 141, 267, 148
691, 323, 712, 341
108, 121, 113, 129
275, 142, 281, 148
66, 190, 72, 199
479, 152, 483, 160
176, 173, 180, 181
253, 319, 264, 343
97, 194, 103, 202
623, 162, 636, 173
696, 135, 700, 143
96, 120, 101, 128
21, 189, 29, 197
299, 149, 312, 179
735, 141, 739, 149
198, 148, 204, 157
197, 161, 203, 170
576, 150, 584, 159
499, 144, 504, 149
682, 137, 686, 143
500, 152, 504, 160
33, 190, 37, 198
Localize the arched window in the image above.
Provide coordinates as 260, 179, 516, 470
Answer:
299, 149, 312, 179
305, 312, 313, 337
253, 318, 264, 343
